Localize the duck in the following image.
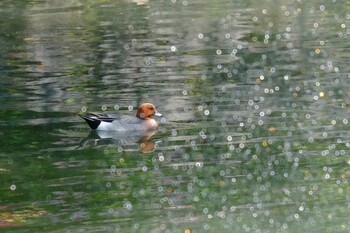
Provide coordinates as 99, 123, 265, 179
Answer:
79, 103, 162, 132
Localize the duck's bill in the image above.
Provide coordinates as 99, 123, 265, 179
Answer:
154, 111, 163, 117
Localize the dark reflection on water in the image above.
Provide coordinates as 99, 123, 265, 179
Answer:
0, 0, 350, 232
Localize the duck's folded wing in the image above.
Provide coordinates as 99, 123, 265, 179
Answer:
119, 115, 143, 124
87, 112, 115, 122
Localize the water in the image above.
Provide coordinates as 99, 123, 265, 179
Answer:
1, 0, 350, 232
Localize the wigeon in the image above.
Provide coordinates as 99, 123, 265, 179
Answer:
79, 103, 162, 132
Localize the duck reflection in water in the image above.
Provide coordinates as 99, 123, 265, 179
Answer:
80, 129, 160, 153
78, 103, 162, 153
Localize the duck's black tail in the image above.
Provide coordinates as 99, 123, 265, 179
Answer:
78, 114, 101, 129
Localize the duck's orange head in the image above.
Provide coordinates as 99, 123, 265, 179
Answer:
136, 103, 162, 120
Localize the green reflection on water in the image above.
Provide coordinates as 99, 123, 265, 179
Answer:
0, 0, 350, 232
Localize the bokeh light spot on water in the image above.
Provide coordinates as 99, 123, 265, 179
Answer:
160, 117, 167, 123
10, 184, 16, 191
171, 130, 177, 136
124, 44, 130, 50
124, 201, 133, 210
88, 68, 94, 75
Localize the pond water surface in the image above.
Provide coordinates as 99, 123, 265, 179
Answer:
1, 0, 350, 232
